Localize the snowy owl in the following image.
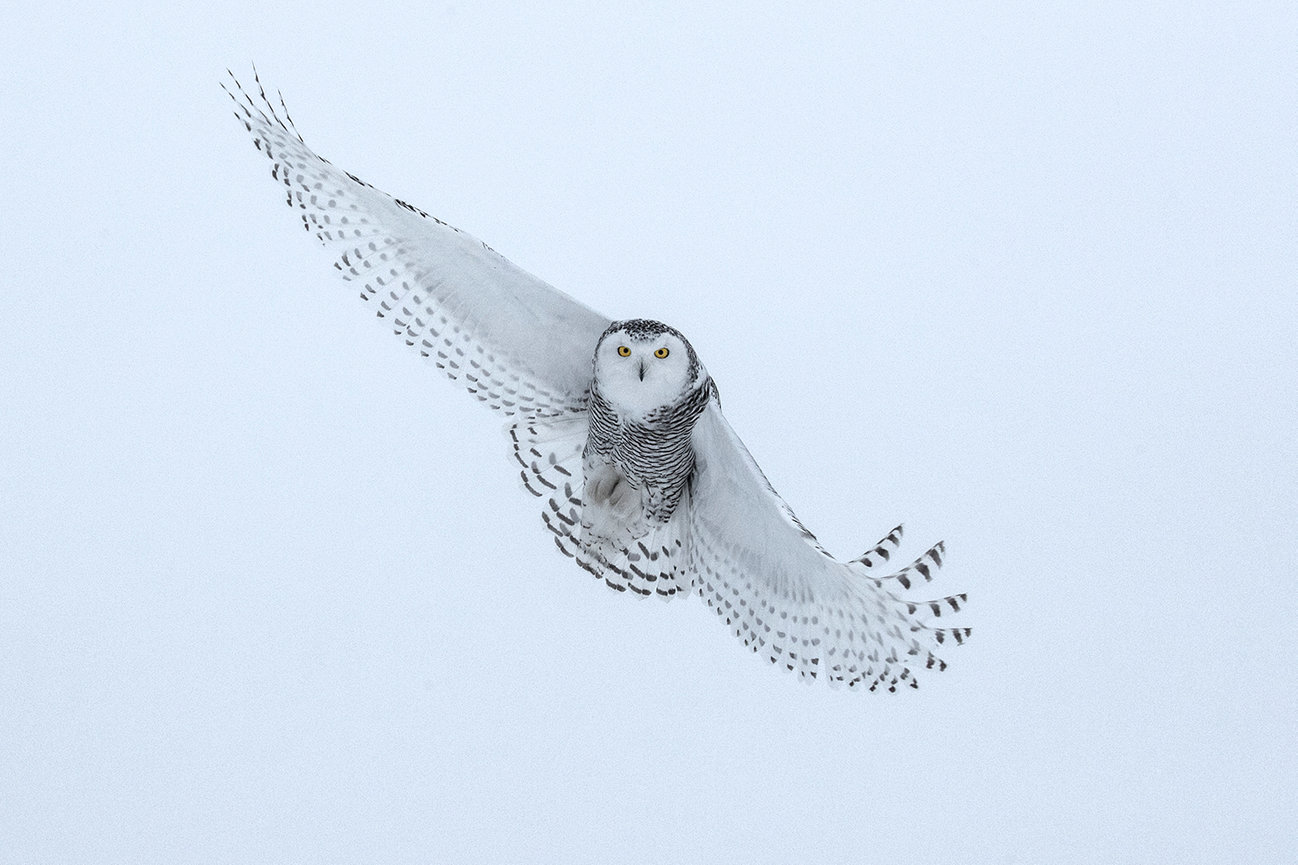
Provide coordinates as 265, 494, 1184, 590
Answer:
224, 70, 970, 691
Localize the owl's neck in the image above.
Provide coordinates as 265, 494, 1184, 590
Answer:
590, 374, 714, 429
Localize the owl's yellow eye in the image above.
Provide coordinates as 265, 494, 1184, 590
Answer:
617, 345, 631, 357
654, 347, 670, 359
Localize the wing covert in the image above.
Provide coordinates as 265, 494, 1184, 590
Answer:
688, 399, 970, 691
224, 70, 611, 416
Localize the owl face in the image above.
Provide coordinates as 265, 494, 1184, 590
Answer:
593, 319, 701, 418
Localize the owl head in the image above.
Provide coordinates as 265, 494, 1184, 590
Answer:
593, 319, 705, 417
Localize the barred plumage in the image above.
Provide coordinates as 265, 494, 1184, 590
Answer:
226, 68, 971, 691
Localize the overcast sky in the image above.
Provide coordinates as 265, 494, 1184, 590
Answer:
2, 2, 1295, 863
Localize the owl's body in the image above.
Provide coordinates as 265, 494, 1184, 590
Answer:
575, 319, 714, 596
226, 71, 971, 691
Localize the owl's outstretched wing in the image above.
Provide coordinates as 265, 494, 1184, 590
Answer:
224, 70, 611, 415
689, 398, 970, 691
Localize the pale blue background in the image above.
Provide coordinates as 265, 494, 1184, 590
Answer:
2, 2, 1295, 863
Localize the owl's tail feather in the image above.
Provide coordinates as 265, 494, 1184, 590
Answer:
577, 511, 692, 600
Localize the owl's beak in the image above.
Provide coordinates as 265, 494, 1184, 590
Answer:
638, 359, 646, 381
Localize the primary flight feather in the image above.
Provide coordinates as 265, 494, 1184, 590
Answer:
224, 69, 970, 691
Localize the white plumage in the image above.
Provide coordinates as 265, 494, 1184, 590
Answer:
225, 70, 970, 691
